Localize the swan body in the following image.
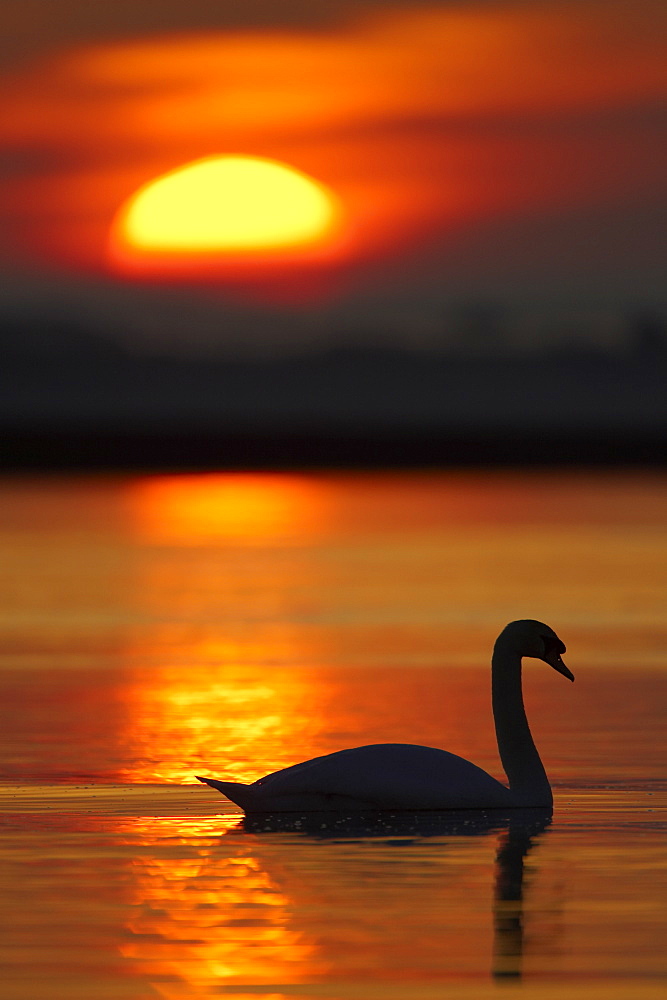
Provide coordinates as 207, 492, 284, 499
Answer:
197, 620, 573, 813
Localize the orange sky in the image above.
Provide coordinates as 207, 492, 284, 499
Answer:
0, 1, 665, 299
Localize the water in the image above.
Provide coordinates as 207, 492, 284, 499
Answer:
0, 470, 665, 999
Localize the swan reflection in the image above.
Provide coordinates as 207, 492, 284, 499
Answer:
119, 807, 551, 989
236, 806, 552, 980
492, 811, 551, 979
238, 806, 546, 838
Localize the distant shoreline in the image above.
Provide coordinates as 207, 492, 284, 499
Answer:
2, 346, 665, 469
2, 426, 665, 471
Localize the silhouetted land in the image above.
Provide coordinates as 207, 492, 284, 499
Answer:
1, 324, 666, 468
4, 424, 666, 470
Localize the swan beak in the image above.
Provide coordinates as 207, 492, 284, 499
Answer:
547, 652, 575, 681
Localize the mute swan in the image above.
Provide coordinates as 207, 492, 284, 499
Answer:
196, 620, 573, 813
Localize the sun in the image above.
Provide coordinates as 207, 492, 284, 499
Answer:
111, 155, 342, 261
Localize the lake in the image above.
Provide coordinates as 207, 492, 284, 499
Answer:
0, 470, 665, 999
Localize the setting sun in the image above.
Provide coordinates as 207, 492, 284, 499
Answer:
112, 155, 341, 259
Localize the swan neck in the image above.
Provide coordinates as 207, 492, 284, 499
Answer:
492, 644, 552, 807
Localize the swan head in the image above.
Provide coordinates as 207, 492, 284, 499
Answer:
496, 620, 574, 681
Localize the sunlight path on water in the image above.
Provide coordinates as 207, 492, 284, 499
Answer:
0, 789, 665, 1000
0, 471, 666, 1000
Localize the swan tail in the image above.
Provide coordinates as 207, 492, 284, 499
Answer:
195, 775, 255, 810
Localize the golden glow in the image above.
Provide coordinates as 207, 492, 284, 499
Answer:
127, 472, 331, 545
116, 812, 495, 995
119, 831, 322, 993
112, 155, 341, 256
115, 652, 334, 785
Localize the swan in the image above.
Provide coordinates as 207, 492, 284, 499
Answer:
196, 620, 573, 813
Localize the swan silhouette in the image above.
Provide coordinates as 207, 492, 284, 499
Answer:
196, 620, 573, 813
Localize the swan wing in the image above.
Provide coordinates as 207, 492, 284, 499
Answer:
196, 774, 377, 812
253, 744, 511, 810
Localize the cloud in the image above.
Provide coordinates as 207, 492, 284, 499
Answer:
0, 1, 665, 278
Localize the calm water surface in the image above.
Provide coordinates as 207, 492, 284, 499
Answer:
0, 471, 665, 1000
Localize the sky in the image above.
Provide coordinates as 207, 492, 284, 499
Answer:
0, 0, 665, 352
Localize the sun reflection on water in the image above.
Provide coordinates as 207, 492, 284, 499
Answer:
116, 653, 335, 784
2, 473, 667, 999
113, 812, 539, 996
128, 473, 332, 545
117, 816, 323, 995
